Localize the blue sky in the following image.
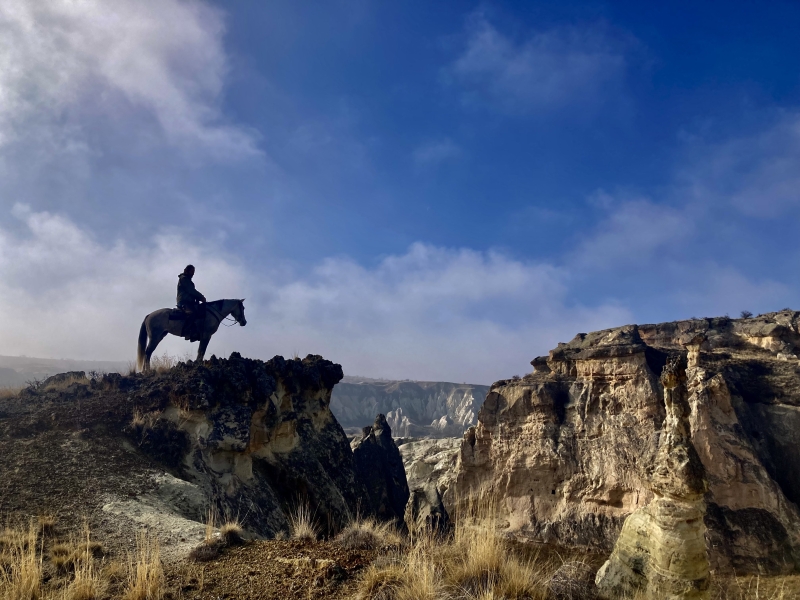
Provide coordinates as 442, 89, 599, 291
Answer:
0, 0, 799, 383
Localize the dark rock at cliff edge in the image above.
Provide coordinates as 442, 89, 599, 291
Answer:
351, 414, 410, 526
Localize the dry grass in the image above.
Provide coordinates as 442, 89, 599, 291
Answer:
0, 523, 42, 600
122, 531, 163, 600
336, 517, 403, 550
0, 388, 21, 400
130, 409, 162, 431
35, 517, 55, 539
188, 513, 244, 563
219, 521, 245, 547
289, 501, 318, 542
63, 529, 107, 600
149, 353, 193, 374
41, 374, 87, 393
354, 495, 558, 600
711, 574, 800, 600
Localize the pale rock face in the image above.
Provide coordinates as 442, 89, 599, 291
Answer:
450, 311, 800, 574
595, 356, 710, 600
397, 437, 461, 496
331, 379, 489, 437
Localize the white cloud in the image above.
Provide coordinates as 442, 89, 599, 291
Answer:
572, 199, 692, 269
682, 111, 800, 218
0, 0, 259, 161
448, 13, 628, 114
0, 207, 631, 383
413, 139, 463, 166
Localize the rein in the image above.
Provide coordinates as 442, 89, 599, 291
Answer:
205, 301, 240, 326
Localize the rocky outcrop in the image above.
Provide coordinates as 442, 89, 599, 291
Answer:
405, 482, 451, 537
596, 356, 710, 599
331, 379, 489, 437
119, 353, 366, 539
450, 311, 800, 574
351, 414, 409, 526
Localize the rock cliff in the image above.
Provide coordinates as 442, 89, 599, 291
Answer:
0, 353, 376, 559
596, 355, 710, 599
331, 378, 489, 437
450, 311, 800, 574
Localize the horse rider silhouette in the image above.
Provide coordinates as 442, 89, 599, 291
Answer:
177, 264, 206, 340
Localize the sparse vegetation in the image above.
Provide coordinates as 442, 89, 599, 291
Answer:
0, 522, 43, 600
354, 495, 558, 600
219, 521, 245, 547
148, 353, 192, 374
122, 531, 164, 600
335, 517, 402, 550
289, 501, 319, 542
64, 529, 107, 600
0, 388, 21, 400
740, 310, 753, 319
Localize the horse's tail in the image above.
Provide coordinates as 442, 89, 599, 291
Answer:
136, 319, 148, 372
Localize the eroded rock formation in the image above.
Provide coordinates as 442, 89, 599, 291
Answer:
595, 356, 709, 599
118, 353, 366, 538
331, 379, 489, 437
351, 414, 410, 526
450, 311, 800, 574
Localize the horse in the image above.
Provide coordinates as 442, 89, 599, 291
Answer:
136, 299, 246, 372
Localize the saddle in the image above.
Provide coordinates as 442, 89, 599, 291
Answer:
170, 305, 206, 341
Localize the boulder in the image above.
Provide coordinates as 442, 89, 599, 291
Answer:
405, 482, 451, 537
351, 414, 410, 526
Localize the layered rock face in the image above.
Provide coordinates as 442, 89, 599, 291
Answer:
451, 311, 800, 574
596, 356, 710, 600
331, 378, 489, 437
351, 414, 410, 526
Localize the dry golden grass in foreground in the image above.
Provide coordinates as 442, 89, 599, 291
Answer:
123, 531, 164, 600
711, 573, 800, 600
0, 518, 165, 600
353, 522, 562, 600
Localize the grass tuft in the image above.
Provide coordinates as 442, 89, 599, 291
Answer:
122, 531, 163, 600
336, 517, 402, 550
288, 501, 318, 542
0, 522, 43, 600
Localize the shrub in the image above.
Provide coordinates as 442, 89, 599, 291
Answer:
740, 310, 753, 319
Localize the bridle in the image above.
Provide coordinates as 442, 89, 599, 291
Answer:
206, 301, 243, 327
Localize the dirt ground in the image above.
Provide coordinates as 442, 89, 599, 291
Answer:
169, 540, 378, 600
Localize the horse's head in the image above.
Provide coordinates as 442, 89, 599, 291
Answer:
233, 299, 247, 326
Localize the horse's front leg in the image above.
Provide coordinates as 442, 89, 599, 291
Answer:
196, 337, 210, 363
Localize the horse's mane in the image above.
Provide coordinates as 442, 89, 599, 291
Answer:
206, 299, 240, 309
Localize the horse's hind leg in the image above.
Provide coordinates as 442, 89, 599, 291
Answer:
145, 332, 167, 371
